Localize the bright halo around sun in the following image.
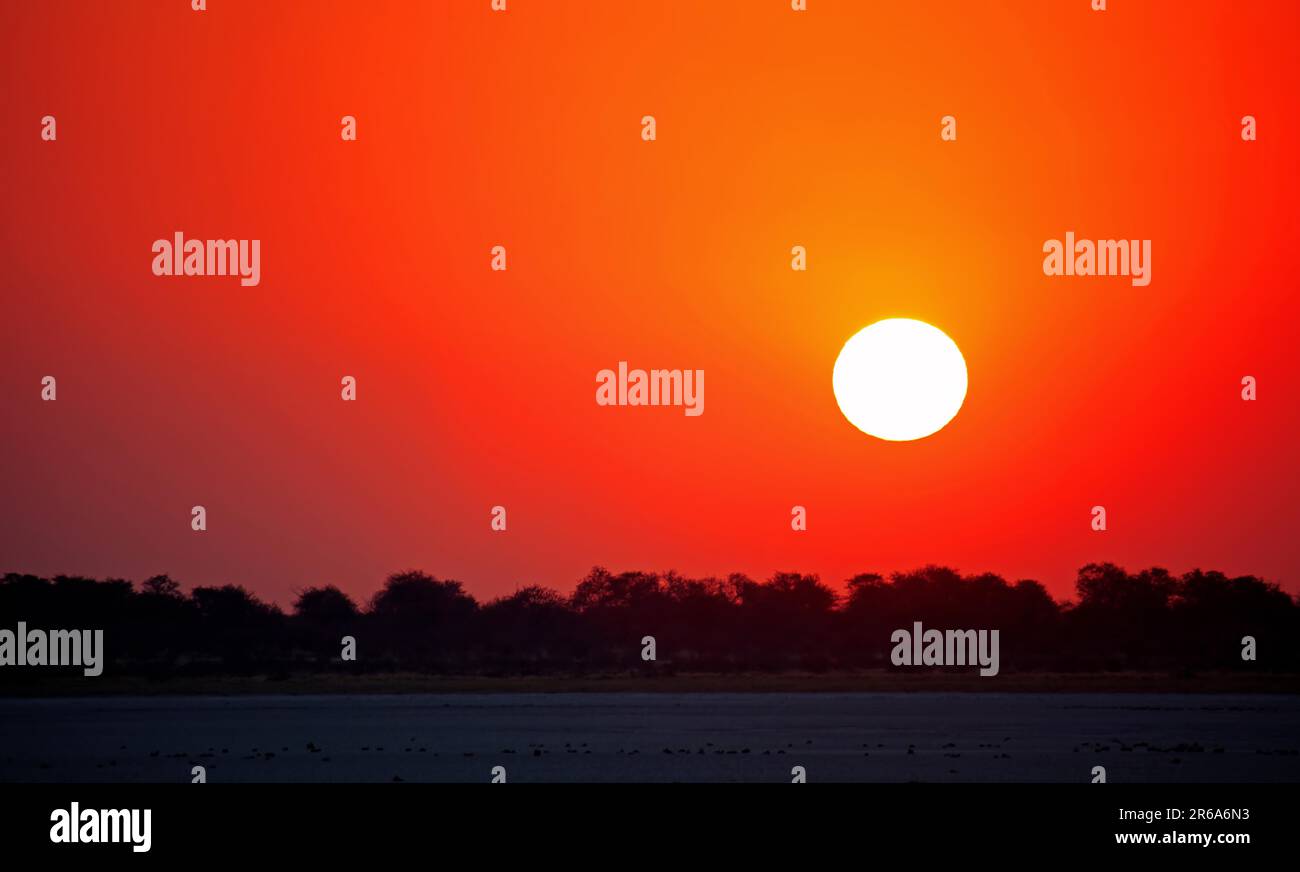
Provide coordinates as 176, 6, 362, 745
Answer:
832, 318, 968, 442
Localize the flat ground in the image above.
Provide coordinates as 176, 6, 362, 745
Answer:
2, 670, 1297, 696
2, 690, 1297, 783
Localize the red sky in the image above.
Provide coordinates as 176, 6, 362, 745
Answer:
2, 0, 1297, 606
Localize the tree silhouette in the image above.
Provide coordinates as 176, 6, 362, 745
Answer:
367, 571, 477, 667
0, 563, 1295, 682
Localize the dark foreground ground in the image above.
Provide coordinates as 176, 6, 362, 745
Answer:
4, 670, 1298, 696
2, 691, 1298, 783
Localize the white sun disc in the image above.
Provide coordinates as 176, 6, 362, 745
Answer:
832, 318, 968, 441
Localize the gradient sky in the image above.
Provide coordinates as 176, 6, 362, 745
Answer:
2, 0, 1297, 606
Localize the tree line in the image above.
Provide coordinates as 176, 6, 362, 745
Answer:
1, 563, 1296, 677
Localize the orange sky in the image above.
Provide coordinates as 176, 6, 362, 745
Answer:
2, 0, 1297, 605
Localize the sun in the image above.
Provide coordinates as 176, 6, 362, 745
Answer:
832, 318, 968, 441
